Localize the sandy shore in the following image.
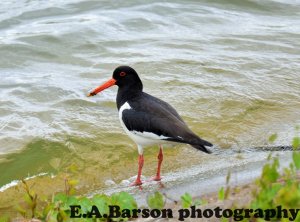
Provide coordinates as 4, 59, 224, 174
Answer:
90, 150, 291, 205
1, 149, 293, 221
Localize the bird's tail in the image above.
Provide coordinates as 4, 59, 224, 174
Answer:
191, 143, 212, 154
190, 138, 213, 154
164, 132, 213, 154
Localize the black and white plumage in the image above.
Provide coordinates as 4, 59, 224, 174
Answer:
118, 93, 212, 153
88, 66, 213, 186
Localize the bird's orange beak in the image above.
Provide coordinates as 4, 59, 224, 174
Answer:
87, 78, 116, 97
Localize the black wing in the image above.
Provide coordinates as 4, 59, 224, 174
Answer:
122, 93, 212, 153
142, 92, 185, 124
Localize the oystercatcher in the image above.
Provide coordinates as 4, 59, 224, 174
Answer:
88, 66, 213, 186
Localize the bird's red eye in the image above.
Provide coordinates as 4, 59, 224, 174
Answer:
120, 72, 126, 77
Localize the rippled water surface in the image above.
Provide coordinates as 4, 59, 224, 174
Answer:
0, 0, 300, 189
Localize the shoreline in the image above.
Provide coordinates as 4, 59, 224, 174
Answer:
0, 149, 293, 220
89, 150, 292, 206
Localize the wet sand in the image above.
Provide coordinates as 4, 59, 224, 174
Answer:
0, 148, 293, 220
90, 149, 292, 205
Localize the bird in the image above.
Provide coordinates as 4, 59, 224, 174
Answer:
88, 66, 213, 186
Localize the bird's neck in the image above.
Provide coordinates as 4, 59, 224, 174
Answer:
116, 82, 143, 109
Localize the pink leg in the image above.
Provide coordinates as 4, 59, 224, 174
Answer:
131, 154, 144, 186
153, 145, 163, 181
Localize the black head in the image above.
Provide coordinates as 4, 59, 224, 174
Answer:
112, 66, 143, 89
87, 66, 143, 97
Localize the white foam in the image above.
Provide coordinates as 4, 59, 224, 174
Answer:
0, 180, 19, 192
0, 172, 48, 192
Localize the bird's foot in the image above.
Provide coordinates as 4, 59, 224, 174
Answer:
150, 175, 162, 182
130, 179, 143, 186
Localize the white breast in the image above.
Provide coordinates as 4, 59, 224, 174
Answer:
118, 102, 170, 147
